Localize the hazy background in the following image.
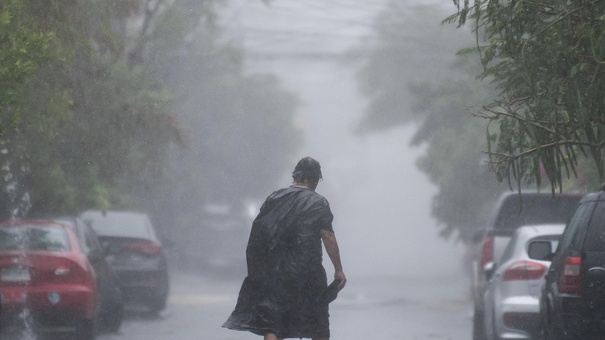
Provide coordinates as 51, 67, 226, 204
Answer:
218, 0, 467, 279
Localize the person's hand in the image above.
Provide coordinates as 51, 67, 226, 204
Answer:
335, 270, 346, 290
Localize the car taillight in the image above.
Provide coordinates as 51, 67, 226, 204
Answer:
502, 260, 547, 281
57, 262, 88, 285
480, 235, 494, 270
128, 241, 162, 256
28, 259, 89, 286
560, 255, 581, 294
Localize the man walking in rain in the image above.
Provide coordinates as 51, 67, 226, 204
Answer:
223, 156, 346, 340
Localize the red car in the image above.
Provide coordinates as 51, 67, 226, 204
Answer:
0, 220, 97, 339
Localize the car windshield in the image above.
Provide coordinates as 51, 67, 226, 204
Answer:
0, 226, 70, 251
83, 212, 155, 240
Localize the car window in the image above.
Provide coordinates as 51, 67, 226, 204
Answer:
500, 232, 518, 264
82, 211, 156, 240
580, 201, 605, 251
557, 202, 595, 253
54, 218, 89, 253
83, 225, 103, 253
491, 194, 579, 231
71, 220, 89, 253
0, 227, 70, 251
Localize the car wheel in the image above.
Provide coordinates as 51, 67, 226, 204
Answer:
75, 318, 95, 340
99, 285, 124, 333
542, 312, 563, 340
537, 325, 547, 340
487, 308, 498, 340
537, 311, 548, 340
147, 288, 168, 313
99, 300, 124, 333
544, 325, 562, 340
147, 272, 169, 313
473, 307, 487, 340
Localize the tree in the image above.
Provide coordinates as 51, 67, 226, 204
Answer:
449, 0, 605, 193
355, 3, 473, 133
355, 2, 507, 238
0, 0, 302, 244
0, 0, 184, 218
0, 0, 53, 130
408, 57, 507, 238
143, 3, 302, 242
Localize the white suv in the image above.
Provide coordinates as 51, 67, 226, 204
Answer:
471, 191, 581, 340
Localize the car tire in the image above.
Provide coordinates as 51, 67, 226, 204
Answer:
98, 284, 124, 333
75, 318, 95, 340
544, 325, 562, 340
542, 314, 564, 340
473, 307, 487, 340
99, 300, 124, 333
487, 308, 497, 340
147, 271, 170, 313
538, 326, 547, 340
147, 293, 167, 314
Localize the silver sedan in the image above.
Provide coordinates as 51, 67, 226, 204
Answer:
483, 224, 565, 340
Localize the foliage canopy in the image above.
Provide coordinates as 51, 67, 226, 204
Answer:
0, 0, 302, 228
355, 3, 506, 238
449, 0, 605, 193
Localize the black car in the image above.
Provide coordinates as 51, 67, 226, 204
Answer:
529, 186, 605, 339
80, 210, 170, 313
52, 216, 124, 333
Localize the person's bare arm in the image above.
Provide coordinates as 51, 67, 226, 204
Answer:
321, 229, 346, 289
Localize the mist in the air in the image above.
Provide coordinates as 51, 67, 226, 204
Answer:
216, 0, 471, 281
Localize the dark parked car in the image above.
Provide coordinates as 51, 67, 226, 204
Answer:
80, 210, 169, 313
529, 186, 605, 339
182, 203, 249, 273
471, 191, 582, 339
0, 219, 99, 339
52, 216, 124, 333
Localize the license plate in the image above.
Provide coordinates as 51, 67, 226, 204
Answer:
1, 290, 27, 303
1, 267, 30, 282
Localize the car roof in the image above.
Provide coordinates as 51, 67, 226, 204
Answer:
79, 210, 158, 241
579, 189, 605, 203
513, 224, 566, 239
486, 191, 582, 232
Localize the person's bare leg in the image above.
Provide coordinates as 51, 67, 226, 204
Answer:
264, 333, 280, 340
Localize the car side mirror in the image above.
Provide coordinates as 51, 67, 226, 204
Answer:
528, 240, 555, 261
484, 261, 496, 281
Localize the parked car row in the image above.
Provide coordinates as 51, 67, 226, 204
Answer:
470, 191, 583, 339
0, 210, 169, 339
473, 186, 605, 339
528, 186, 605, 339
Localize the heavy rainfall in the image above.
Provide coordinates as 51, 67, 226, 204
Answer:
1, 0, 604, 340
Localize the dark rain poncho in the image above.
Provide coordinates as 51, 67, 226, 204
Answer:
222, 186, 334, 339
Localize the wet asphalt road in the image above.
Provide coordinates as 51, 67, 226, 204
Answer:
97, 268, 472, 340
